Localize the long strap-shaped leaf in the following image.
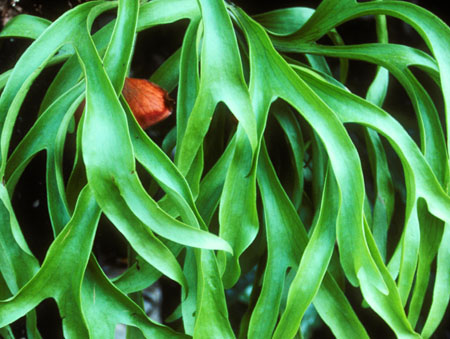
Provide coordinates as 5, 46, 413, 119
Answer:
250, 139, 368, 338
80, 2, 233, 336
0, 185, 100, 337
273, 165, 339, 338
0, 14, 51, 39
76, 1, 186, 289
176, 0, 257, 174
298, 69, 450, 232
0, 188, 39, 339
272, 101, 305, 210
5, 82, 85, 232
273, 0, 450, 149
278, 10, 448, 325
63, 3, 194, 330
1, 6, 230, 337
0, 4, 114, 337
173, 0, 259, 289
0, 185, 39, 294
75, 3, 230, 285
218, 125, 259, 288
76, 8, 234, 338
282, 41, 447, 316
298, 66, 450, 334
168, 11, 235, 338
230, 7, 424, 337
422, 222, 450, 337
112, 18, 197, 296
0, 1, 115, 174
232, 3, 387, 293
37, 0, 199, 114
81, 256, 188, 339
229, 8, 372, 337
362, 7, 394, 268
247, 138, 304, 338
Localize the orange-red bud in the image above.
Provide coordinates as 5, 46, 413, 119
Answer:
75, 78, 174, 129
122, 78, 173, 129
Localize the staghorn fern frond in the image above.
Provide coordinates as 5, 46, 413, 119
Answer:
0, 0, 449, 338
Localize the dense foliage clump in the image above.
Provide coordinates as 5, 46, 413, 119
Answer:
0, 0, 449, 338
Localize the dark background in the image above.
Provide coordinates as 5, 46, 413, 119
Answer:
1, 0, 449, 338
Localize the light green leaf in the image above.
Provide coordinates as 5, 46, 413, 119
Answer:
177, 0, 257, 175
0, 14, 51, 39
0, 185, 100, 337
274, 167, 338, 338
232, 4, 387, 295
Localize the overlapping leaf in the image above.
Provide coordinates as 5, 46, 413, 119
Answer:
1, 0, 450, 337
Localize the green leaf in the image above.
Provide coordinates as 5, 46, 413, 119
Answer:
0, 1, 116, 175
218, 126, 259, 288
0, 14, 51, 39
249, 141, 308, 338
296, 66, 450, 336
177, 0, 257, 175
6, 82, 84, 233
75, 7, 229, 286
272, 0, 450, 147
274, 167, 338, 338
82, 257, 187, 339
2, 0, 450, 336
232, 4, 387, 295
421, 222, 450, 337
253, 7, 314, 36
272, 101, 305, 210
0, 185, 39, 294
0, 185, 100, 337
